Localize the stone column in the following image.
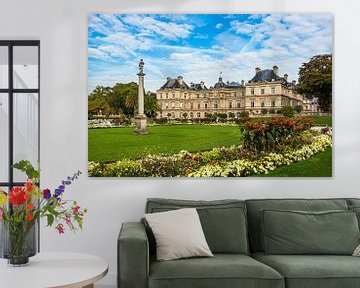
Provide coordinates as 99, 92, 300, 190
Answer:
134, 59, 148, 134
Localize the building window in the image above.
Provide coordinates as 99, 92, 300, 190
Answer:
251, 101, 255, 108
184, 93, 187, 99
205, 103, 208, 109
197, 103, 200, 109
172, 93, 175, 99
271, 87, 275, 94
271, 100, 276, 107
251, 88, 255, 95
166, 93, 168, 99
190, 103, 193, 109
197, 112, 201, 118
261, 88, 265, 95
166, 103, 169, 109
261, 102, 265, 107
197, 94, 200, 99
214, 102, 218, 109
229, 102, 232, 108
160, 94, 162, 99
190, 112, 194, 118
237, 102, 241, 108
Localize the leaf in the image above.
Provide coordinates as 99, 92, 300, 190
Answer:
47, 214, 55, 227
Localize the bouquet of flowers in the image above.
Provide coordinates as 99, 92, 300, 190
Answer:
0, 160, 87, 265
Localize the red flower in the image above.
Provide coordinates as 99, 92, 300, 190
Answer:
56, 223, 65, 234
26, 203, 34, 210
26, 214, 33, 221
9, 187, 26, 205
25, 182, 33, 192
24, 193, 31, 200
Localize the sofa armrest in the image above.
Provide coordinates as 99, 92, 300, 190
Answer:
118, 222, 149, 288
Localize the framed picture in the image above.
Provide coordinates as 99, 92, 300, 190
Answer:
88, 14, 332, 177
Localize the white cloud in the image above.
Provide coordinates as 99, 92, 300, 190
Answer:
88, 47, 111, 60
122, 15, 194, 40
216, 23, 223, 29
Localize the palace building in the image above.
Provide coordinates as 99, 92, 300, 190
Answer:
156, 66, 314, 119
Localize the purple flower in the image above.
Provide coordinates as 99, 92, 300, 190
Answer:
43, 189, 51, 200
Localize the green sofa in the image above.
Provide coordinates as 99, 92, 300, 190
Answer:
118, 198, 360, 288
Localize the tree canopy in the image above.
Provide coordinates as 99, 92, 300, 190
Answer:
297, 54, 332, 112
88, 82, 161, 118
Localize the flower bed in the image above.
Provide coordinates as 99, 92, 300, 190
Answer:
88, 134, 332, 177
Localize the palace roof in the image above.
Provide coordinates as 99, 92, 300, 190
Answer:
249, 69, 282, 83
159, 77, 190, 90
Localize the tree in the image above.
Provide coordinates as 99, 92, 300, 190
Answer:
144, 93, 161, 118
297, 54, 332, 112
88, 86, 112, 100
281, 105, 294, 118
294, 105, 303, 113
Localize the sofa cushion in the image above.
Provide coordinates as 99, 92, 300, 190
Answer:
145, 208, 213, 261
261, 209, 359, 255
146, 198, 249, 254
149, 254, 284, 288
347, 198, 360, 207
246, 198, 349, 252
252, 252, 360, 288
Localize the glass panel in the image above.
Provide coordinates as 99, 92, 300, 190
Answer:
13, 46, 38, 89
13, 93, 39, 182
0, 94, 9, 182
0, 46, 8, 89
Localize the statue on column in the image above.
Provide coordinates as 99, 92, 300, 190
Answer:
134, 59, 148, 134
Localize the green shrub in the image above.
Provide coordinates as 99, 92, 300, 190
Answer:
242, 117, 315, 154
294, 105, 303, 113
281, 105, 295, 118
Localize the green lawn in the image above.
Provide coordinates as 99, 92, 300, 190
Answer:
88, 125, 241, 162
257, 148, 332, 177
309, 116, 332, 127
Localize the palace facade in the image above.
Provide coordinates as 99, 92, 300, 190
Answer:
156, 66, 316, 119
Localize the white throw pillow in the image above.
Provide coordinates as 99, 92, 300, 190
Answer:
145, 208, 213, 261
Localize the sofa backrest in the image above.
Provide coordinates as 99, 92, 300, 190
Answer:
245, 198, 349, 252
145, 198, 249, 255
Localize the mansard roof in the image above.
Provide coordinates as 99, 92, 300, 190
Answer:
159, 77, 190, 90
190, 83, 208, 90
249, 69, 281, 83
213, 72, 244, 89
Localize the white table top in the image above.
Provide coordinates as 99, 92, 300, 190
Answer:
0, 252, 108, 288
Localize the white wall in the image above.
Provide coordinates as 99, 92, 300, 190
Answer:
1, 0, 360, 286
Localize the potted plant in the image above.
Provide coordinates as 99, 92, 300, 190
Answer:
0, 160, 86, 266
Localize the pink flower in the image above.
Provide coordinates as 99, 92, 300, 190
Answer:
56, 223, 65, 234
0, 208, 3, 220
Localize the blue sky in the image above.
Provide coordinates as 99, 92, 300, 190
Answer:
88, 14, 332, 93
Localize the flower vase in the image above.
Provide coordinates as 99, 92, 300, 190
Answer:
0, 220, 37, 266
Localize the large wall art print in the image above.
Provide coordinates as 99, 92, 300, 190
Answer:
88, 13, 333, 177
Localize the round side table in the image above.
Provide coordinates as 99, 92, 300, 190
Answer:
0, 252, 108, 288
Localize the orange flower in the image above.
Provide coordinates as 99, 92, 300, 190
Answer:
26, 214, 33, 221
24, 193, 31, 200
25, 182, 33, 192
26, 203, 34, 210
